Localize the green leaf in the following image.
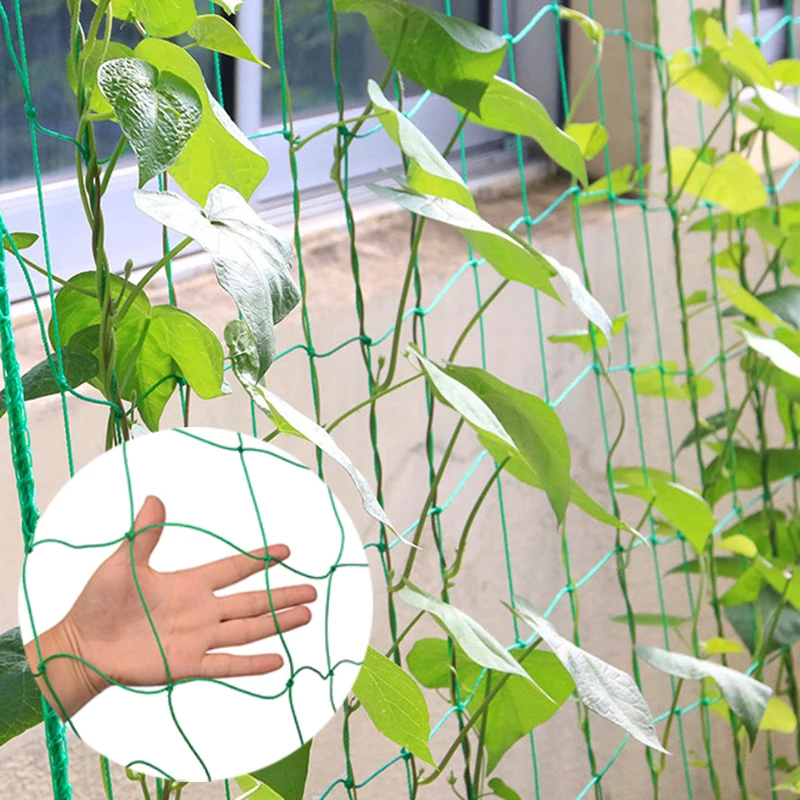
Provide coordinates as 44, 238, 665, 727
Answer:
610, 613, 691, 628
353, 646, 434, 765
686, 289, 709, 306
136, 38, 268, 205
755, 561, 800, 611
718, 277, 787, 328
726, 285, 800, 328
559, 7, 604, 45
702, 636, 745, 655
579, 164, 648, 206
370, 184, 559, 299
612, 466, 677, 486
92, 0, 197, 37
234, 775, 282, 800
215, 0, 243, 13
67, 40, 136, 116
512, 597, 666, 752
669, 48, 729, 108
337, 0, 507, 113
135, 186, 298, 379
668, 555, 746, 579
707, 681, 796, 734
703, 20, 774, 88
368, 80, 475, 210
713, 242, 749, 272
479, 430, 635, 535
250, 741, 311, 800
615, 479, 715, 553
0, 346, 99, 419
717, 534, 757, 559
488, 778, 523, 800
773, 59, 800, 86
97, 58, 202, 188
633, 360, 715, 401
725, 586, 800, 655
443, 362, 571, 523
460, 77, 587, 185
678, 409, 738, 452
2, 232, 38, 253
565, 122, 609, 160
740, 86, 800, 153
225, 321, 398, 537
721, 509, 798, 561
397, 586, 544, 688
670, 147, 767, 215
636, 643, 771, 746
189, 15, 268, 67
407, 637, 572, 773
549, 313, 627, 354
721, 567, 764, 607
0, 627, 43, 747
705, 446, 800, 506
775, 766, 800, 793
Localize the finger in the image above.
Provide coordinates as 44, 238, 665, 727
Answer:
212, 605, 312, 649
218, 585, 318, 621
201, 544, 290, 590
130, 496, 166, 567
199, 652, 284, 679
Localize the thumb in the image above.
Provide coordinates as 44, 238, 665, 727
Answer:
130, 495, 166, 568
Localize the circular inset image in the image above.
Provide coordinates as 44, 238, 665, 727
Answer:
19, 427, 373, 782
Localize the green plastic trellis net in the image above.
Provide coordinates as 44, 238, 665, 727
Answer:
3, 0, 800, 798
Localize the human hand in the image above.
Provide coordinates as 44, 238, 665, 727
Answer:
25, 496, 317, 720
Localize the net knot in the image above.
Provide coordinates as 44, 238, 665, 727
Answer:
343, 777, 354, 790
337, 124, 353, 138
281, 129, 292, 142
565, 582, 576, 594
24, 101, 37, 120
502, 32, 513, 43
286, 676, 295, 689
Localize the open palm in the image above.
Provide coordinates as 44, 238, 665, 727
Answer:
62, 496, 316, 694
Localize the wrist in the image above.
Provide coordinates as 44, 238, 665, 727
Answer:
24, 615, 109, 721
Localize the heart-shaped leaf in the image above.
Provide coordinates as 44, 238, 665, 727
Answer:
134, 185, 299, 378
249, 741, 311, 800
512, 597, 666, 753
97, 58, 202, 188
0, 627, 43, 746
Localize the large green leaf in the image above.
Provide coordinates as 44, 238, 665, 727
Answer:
97, 58, 202, 188
677, 409, 739, 452
614, 475, 715, 553
513, 597, 666, 753
91, 0, 197, 37
371, 184, 559, 298
459, 77, 587, 185
740, 326, 800, 379
549, 313, 628, 354
724, 585, 800, 655
442, 363, 572, 523
633, 360, 715, 401
670, 147, 767, 215
740, 86, 800, 153
704, 446, 800, 506
718, 277, 787, 328
353, 646, 434, 765
135, 185, 299, 379
479, 430, 635, 535
397, 586, 545, 689
338, 0, 506, 112
189, 15, 268, 67
0, 627, 43, 747
225, 321, 398, 537
135, 38, 268, 205
669, 48, 729, 108
67, 40, 136, 116
731, 285, 800, 328
566, 122, 608, 161
0, 346, 99, 418
249, 741, 311, 800
234, 775, 281, 800
368, 80, 475, 210
407, 637, 573, 773
636, 643, 771, 746
703, 19, 774, 88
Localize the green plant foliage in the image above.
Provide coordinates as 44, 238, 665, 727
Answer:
235, 775, 282, 799
669, 48, 729, 108
368, 81, 475, 210
1, 232, 37, 252
0, 346, 99, 418
189, 15, 268, 66
67, 41, 136, 116
97, 58, 203, 188
488, 777, 523, 800
370, 184, 560, 298
610, 613, 692, 628
408, 348, 571, 522
704, 446, 800, 506
633, 360, 715, 401
249, 742, 312, 800
579, 164, 649, 206
559, 7, 604, 45
677, 409, 739, 452
353, 646, 435, 765
91, 0, 197, 37
549, 313, 628, 353
512, 597, 666, 752
135, 185, 299, 379
702, 19, 773, 88
702, 637, 744, 655
135, 38, 268, 204
337, 0, 507, 112
565, 122, 609, 160
718, 277, 787, 327
225, 321, 399, 537
670, 147, 767, 215
460, 77, 588, 185
706, 681, 796, 735
614, 473, 715, 553
0, 627, 43, 747
636, 644, 771, 746
407, 637, 574, 773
